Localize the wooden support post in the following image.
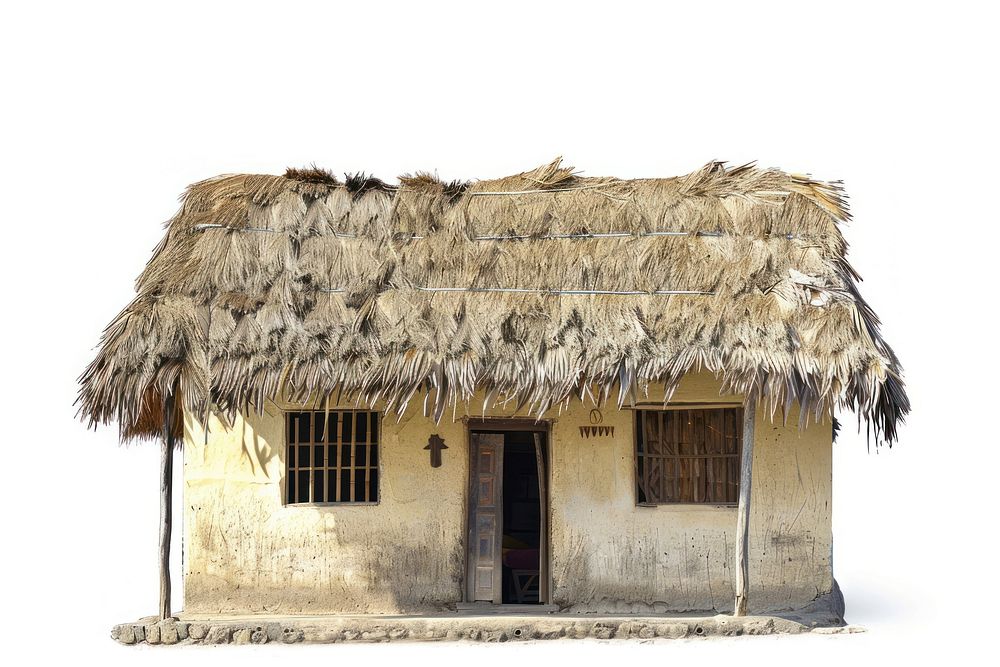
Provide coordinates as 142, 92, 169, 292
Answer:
159, 390, 176, 621
734, 402, 756, 616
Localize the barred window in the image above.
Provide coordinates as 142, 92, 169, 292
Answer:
285, 411, 379, 504
635, 407, 742, 505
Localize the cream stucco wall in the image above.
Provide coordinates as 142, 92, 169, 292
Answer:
182, 372, 832, 615
549, 375, 833, 613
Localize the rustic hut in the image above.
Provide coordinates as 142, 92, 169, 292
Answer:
79, 159, 907, 628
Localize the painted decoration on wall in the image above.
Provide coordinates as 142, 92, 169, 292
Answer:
424, 434, 448, 468
579, 408, 615, 438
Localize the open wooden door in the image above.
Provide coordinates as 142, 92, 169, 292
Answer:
467, 432, 504, 603
532, 432, 549, 604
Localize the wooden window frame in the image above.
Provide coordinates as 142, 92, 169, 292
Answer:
632, 404, 743, 507
284, 410, 381, 506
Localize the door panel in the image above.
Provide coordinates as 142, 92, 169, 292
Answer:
532, 432, 549, 604
468, 432, 504, 603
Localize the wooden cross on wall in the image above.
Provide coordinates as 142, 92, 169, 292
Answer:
424, 434, 448, 468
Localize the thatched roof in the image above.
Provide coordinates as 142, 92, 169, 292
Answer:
78, 159, 908, 444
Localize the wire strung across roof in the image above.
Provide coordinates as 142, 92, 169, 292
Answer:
315, 286, 715, 296
191, 224, 797, 241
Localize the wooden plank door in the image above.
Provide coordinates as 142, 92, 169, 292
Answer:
468, 432, 504, 603
532, 432, 549, 604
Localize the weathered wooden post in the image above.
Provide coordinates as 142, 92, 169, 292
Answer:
734, 401, 756, 616
159, 390, 176, 620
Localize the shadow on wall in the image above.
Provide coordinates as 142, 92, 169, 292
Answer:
239, 417, 277, 478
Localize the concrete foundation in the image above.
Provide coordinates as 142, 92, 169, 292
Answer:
112, 612, 861, 645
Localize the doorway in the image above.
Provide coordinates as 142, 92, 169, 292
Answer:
465, 422, 549, 606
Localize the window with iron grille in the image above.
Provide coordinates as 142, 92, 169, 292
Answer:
285, 411, 379, 504
634, 407, 742, 504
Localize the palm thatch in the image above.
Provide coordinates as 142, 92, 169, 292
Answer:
77, 159, 908, 444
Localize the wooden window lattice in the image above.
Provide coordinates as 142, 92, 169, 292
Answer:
635, 407, 742, 504
285, 410, 379, 504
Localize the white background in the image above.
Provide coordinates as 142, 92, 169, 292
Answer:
2, 1, 997, 663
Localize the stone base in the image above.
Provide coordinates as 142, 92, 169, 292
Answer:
112, 614, 864, 645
